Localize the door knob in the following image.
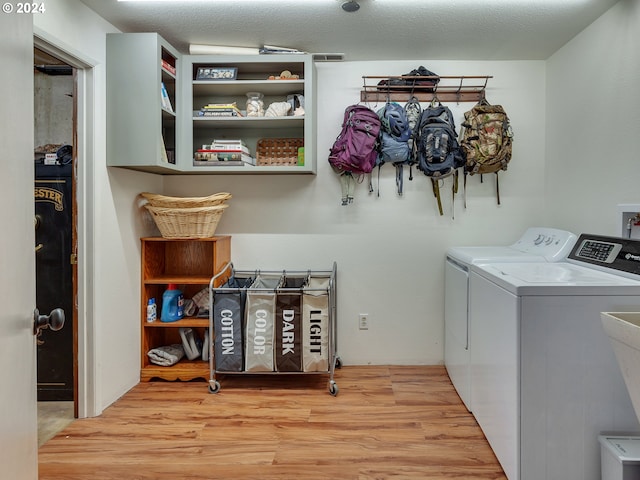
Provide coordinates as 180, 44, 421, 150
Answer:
33, 307, 65, 344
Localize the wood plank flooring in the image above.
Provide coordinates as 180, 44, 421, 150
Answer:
38, 366, 507, 479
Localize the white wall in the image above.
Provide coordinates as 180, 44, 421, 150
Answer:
34, 73, 73, 149
34, 0, 162, 415
165, 59, 548, 365
545, 0, 640, 236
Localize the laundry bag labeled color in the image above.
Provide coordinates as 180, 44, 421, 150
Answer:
244, 274, 283, 372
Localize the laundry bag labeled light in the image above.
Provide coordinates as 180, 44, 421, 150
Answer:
212, 275, 253, 372
275, 275, 306, 372
302, 276, 330, 372
244, 275, 283, 372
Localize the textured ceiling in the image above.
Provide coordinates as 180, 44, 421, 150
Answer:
79, 0, 619, 61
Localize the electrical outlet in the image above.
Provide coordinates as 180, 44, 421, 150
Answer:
359, 313, 369, 330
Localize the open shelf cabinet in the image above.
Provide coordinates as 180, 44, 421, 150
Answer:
141, 236, 231, 381
179, 54, 316, 174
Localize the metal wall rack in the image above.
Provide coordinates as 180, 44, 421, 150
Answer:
361, 75, 493, 103
207, 262, 340, 395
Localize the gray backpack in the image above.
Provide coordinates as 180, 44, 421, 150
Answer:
375, 102, 412, 195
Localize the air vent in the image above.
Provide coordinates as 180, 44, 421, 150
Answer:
312, 53, 345, 62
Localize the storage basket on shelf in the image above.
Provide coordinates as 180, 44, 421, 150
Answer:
141, 192, 232, 239
145, 204, 228, 239
140, 192, 232, 208
256, 138, 304, 166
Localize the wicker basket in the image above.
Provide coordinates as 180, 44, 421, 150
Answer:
145, 204, 229, 239
141, 192, 232, 208
256, 138, 303, 166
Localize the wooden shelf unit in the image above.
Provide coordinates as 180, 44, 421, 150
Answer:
140, 236, 231, 382
360, 75, 492, 103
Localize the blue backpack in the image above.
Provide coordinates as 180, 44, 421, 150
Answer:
415, 102, 465, 215
375, 102, 412, 195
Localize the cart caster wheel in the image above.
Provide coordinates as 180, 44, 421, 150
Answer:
335, 357, 342, 369
329, 381, 339, 396
208, 381, 221, 394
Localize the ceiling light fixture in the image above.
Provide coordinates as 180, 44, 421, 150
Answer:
341, 0, 360, 12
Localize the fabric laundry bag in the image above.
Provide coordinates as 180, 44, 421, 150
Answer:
212, 275, 253, 372
275, 275, 306, 372
244, 274, 283, 372
302, 276, 330, 372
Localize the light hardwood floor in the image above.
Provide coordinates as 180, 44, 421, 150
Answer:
38, 366, 507, 479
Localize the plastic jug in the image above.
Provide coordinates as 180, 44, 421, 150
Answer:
161, 284, 184, 322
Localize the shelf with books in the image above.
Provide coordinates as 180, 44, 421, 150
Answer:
181, 54, 316, 174
193, 139, 256, 167
106, 34, 316, 175
192, 116, 303, 129
192, 79, 305, 97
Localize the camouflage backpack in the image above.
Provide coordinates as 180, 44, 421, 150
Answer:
460, 98, 514, 205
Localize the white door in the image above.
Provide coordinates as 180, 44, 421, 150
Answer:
0, 14, 39, 479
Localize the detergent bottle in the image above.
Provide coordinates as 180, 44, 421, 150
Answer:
146, 297, 157, 323
161, 284, 184, 322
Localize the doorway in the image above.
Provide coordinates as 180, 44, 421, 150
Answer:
33, 46, 77, 445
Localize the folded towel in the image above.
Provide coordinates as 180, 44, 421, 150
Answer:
147, 344, 184, 366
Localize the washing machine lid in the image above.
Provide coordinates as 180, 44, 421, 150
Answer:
472, 261, 640, 296
447, 227, 577, 265
447, 246, 545, 265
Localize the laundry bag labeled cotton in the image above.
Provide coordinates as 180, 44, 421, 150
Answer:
275, 275, 306, 372
302, 276, 330, 372
244, 274, 283, 372
212, 275, 253, 372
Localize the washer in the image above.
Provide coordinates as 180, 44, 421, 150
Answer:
445, 227, 576, 411
469, 234, 640, 480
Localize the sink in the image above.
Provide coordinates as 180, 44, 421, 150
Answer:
601, 312, 640, 423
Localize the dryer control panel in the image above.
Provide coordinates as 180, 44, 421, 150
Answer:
568, 234, 640, 277
574, 239, 622, 264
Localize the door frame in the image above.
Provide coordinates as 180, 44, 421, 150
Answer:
33, 29, 98, 418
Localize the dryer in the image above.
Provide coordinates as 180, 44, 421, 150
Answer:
444, 227, 576, 411
469, 234, 640, 480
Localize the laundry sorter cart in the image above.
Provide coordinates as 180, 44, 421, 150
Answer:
207, 262, 340, 395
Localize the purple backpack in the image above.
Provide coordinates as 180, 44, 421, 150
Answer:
328, 105, 381, 205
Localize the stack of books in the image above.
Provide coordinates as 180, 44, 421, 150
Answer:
161, 59, 176, 76
160, 82, 173, 113
194, 139, 256, 166
195, 103, 244, 118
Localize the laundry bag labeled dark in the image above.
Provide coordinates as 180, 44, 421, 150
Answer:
245, 274, 283, 372
302, 276, 330, 372
212, 275, 253, 372
275, 275, 306, 372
